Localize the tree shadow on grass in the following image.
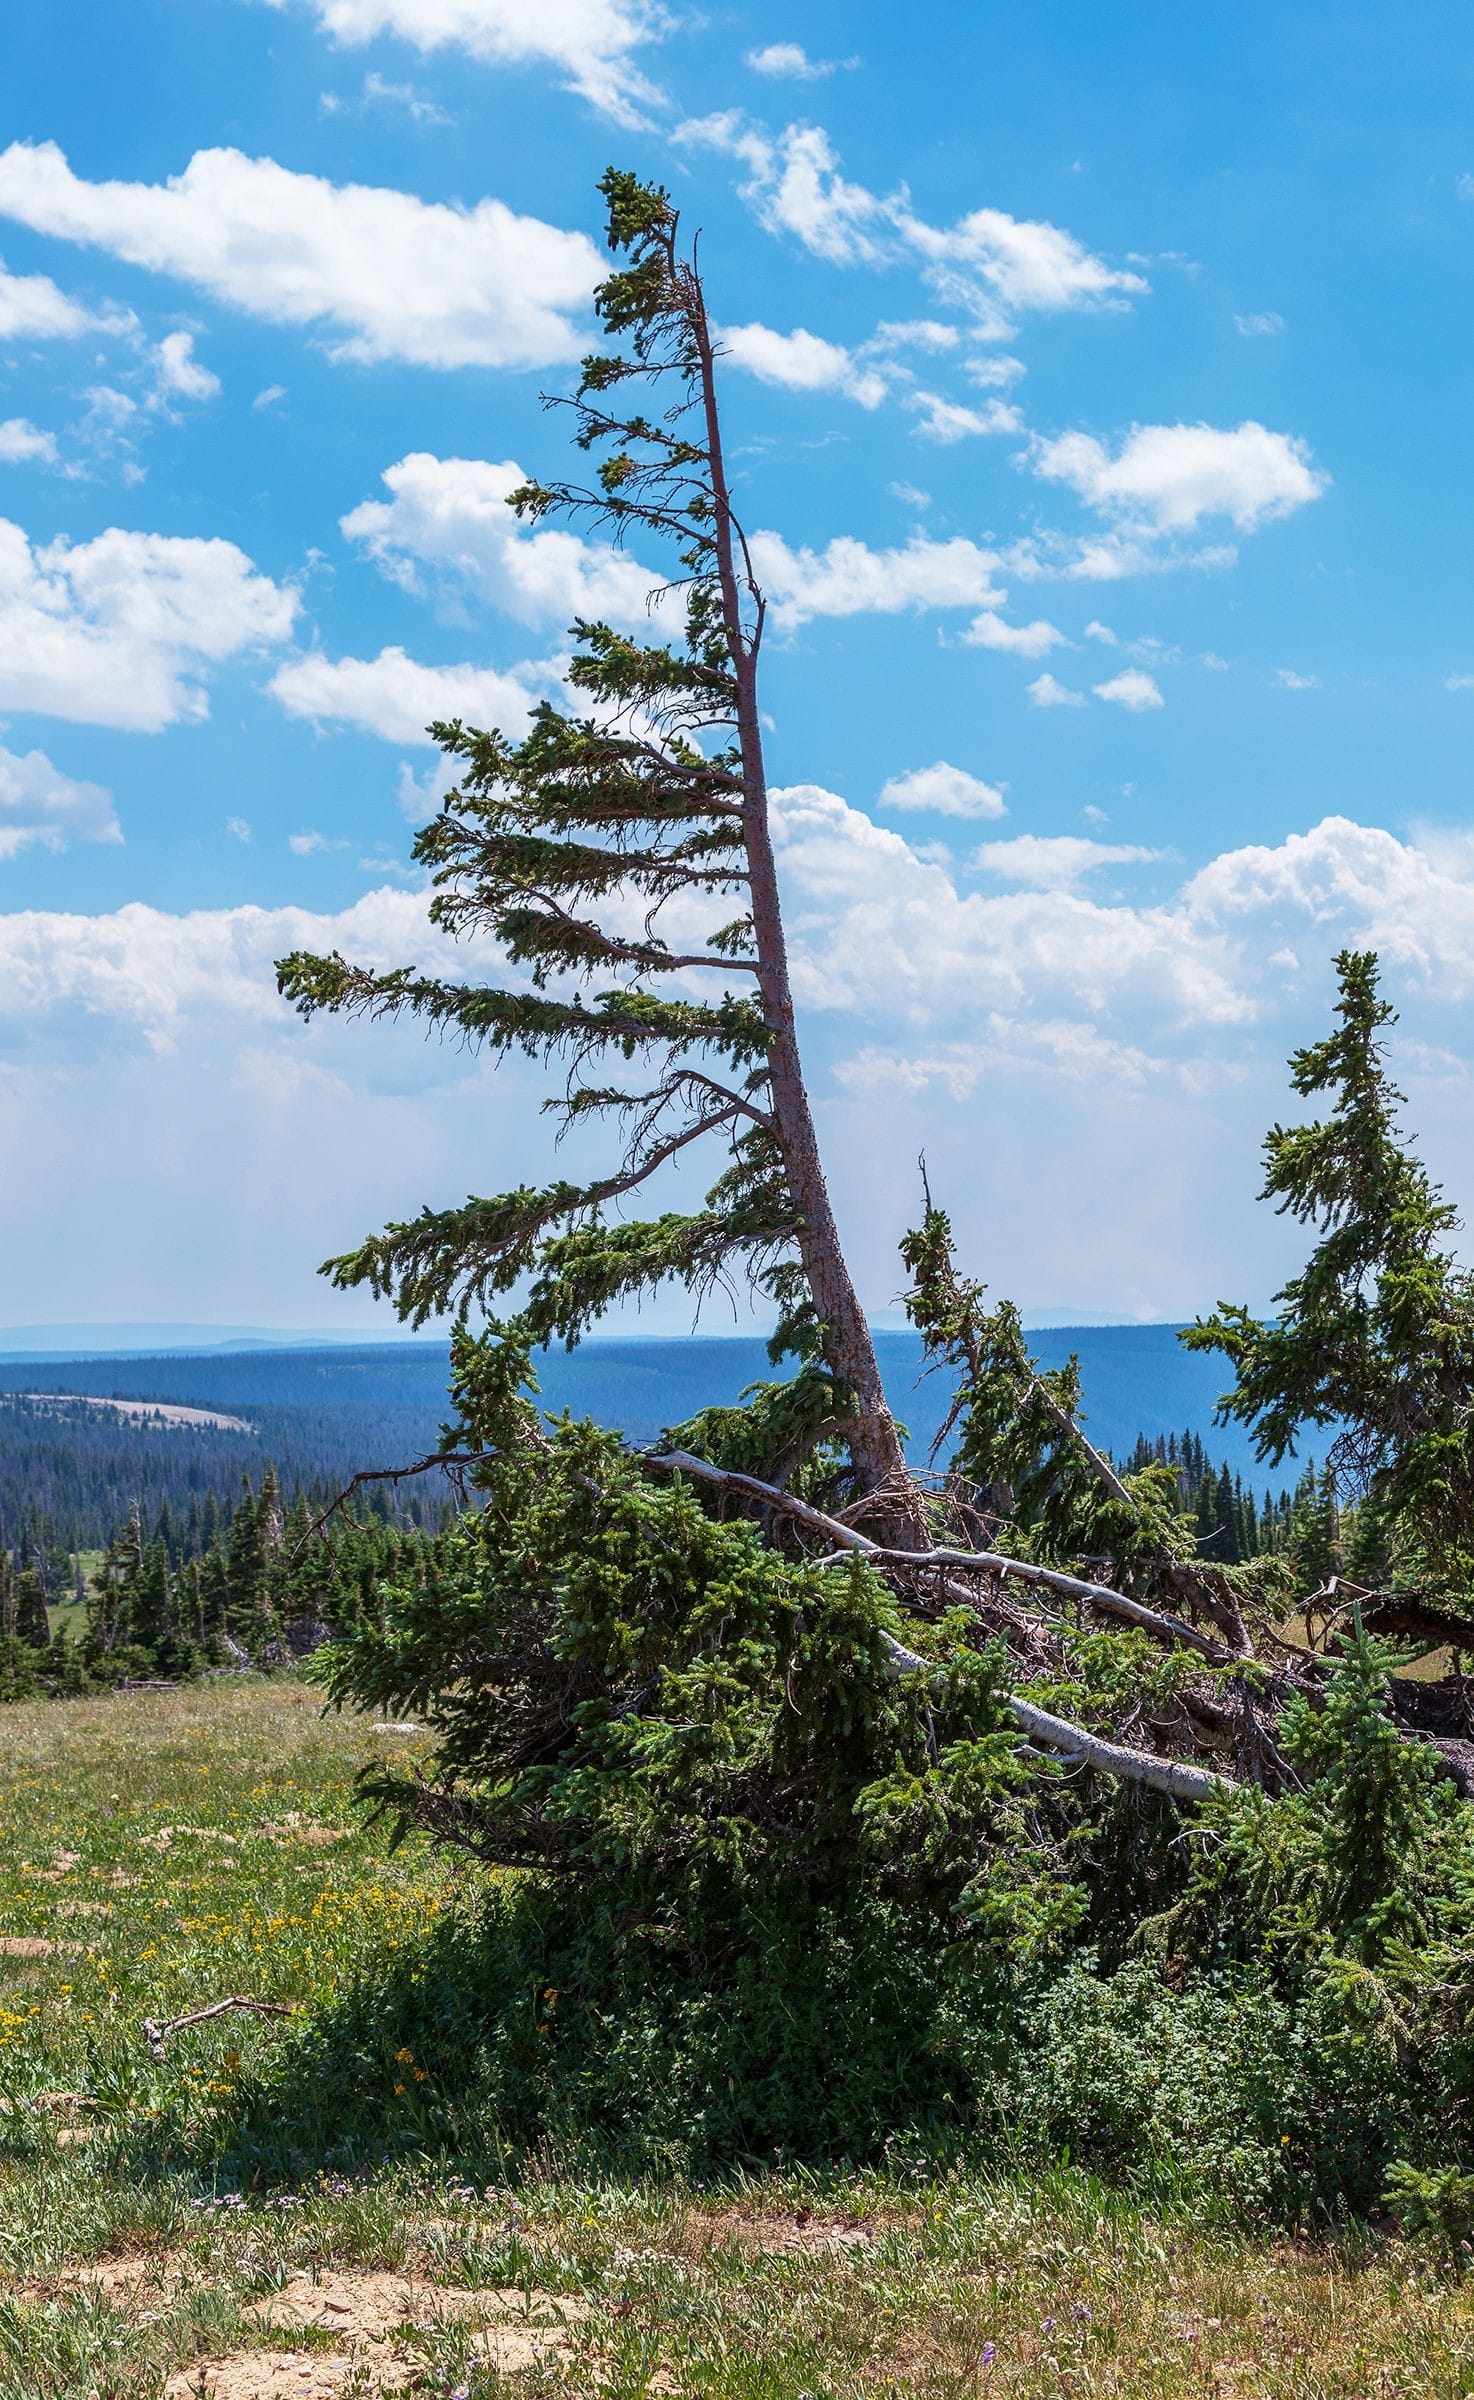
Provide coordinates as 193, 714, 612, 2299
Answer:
113, 1880, 1000, 2197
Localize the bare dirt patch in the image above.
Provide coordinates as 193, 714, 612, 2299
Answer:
33, 1848, 83, 1881
243, 2270, 487, 2339
682, 2204, 893, 2257
13, 2247, 180, 2303
164, 2355, 409, 2398
163, 2274, 590, 2397
70, 2252, 182, 2301
249, 1817, 349, 1847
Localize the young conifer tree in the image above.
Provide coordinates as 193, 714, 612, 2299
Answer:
1186, 949, 1474, 1588
14, 1556, 49, 1651
277, 171, 912, 1510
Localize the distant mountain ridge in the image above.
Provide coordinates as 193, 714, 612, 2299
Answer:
0, 1325, 1303, 1492
0, 1324, 423, 1358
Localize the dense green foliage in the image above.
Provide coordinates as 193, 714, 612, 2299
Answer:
314, 1415, 1048, 1906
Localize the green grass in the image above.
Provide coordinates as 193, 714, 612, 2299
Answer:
2, 1677, 1474, 2397
46, 1550, 101, 1642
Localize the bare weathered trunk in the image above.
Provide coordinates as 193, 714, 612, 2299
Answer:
689, 278, 913, 1514
745, 797, 912, 1501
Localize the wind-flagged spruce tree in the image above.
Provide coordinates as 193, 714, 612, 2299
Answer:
276, 171, 913, 1518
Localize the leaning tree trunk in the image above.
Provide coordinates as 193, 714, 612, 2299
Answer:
693, 302, 915, 1517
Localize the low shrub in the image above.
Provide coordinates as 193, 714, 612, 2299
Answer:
279, 1410, 1474, 2218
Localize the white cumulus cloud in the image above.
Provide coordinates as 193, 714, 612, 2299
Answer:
971, 834, 1161, 888
253, 0, 666, 123
1027, 672, 1086, 708
0, 884, 450, 1052
152, 330, 221, 404
0, 142, 600, 370
719, 320, 887, 406
0, 743, 121, 859
268, 643, 559, 743
0, 419, 58, 465
748, 527, 1006, 627
1093, 668, 1164, 710
746, 41, 842, 80
905, 389, 1021, 442
869, 317, 964, 355
899, 200, 1147, 338
878, 762, 1007, 820
680, 115, 892, 265
681, 113, 1145, 337
10, 807, 1474, 1330
1033, 420, 1326, 532
961, 610, 1066, 657
0, 256, 111, 339
340, 452, 662, 625
964, 350, 1025, 387
0, 518, 298, 731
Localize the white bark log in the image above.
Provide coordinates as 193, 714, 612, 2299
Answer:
879, 1629, 1234, 1802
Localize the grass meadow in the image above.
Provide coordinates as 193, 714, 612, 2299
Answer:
1, 1675, 1473, 2397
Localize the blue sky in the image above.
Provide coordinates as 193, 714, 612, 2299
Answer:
2, 0, 1474, 1335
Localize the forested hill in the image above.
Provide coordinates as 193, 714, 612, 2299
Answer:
0, 1324, 1310, 1555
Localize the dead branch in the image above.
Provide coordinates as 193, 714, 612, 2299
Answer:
647, 1449, 1235, 1662
835, 1539, 1234, 1663
1358, 1594, 1474, 1652
292, 1448, 502, 1558
1021, 1372, 1134, 1506
141, 1995, 300, 2060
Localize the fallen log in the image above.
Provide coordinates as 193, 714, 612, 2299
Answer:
879, 1629, 1235, 1803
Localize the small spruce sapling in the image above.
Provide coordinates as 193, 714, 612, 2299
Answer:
14, 1556, 50, 1651
899, 1192, 1260, 1648
1187, 949, 1474, 1596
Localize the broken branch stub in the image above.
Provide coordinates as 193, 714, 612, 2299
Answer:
141, 1995, 300, 2061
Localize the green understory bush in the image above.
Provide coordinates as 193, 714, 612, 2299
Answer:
271, 1399, 1474, 2221
233, 1856, 1474, 2218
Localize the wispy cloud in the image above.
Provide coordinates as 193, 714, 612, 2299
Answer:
746, 41, 852, 81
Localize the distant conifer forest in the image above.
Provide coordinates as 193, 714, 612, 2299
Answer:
0, 1415, 1318, 1703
